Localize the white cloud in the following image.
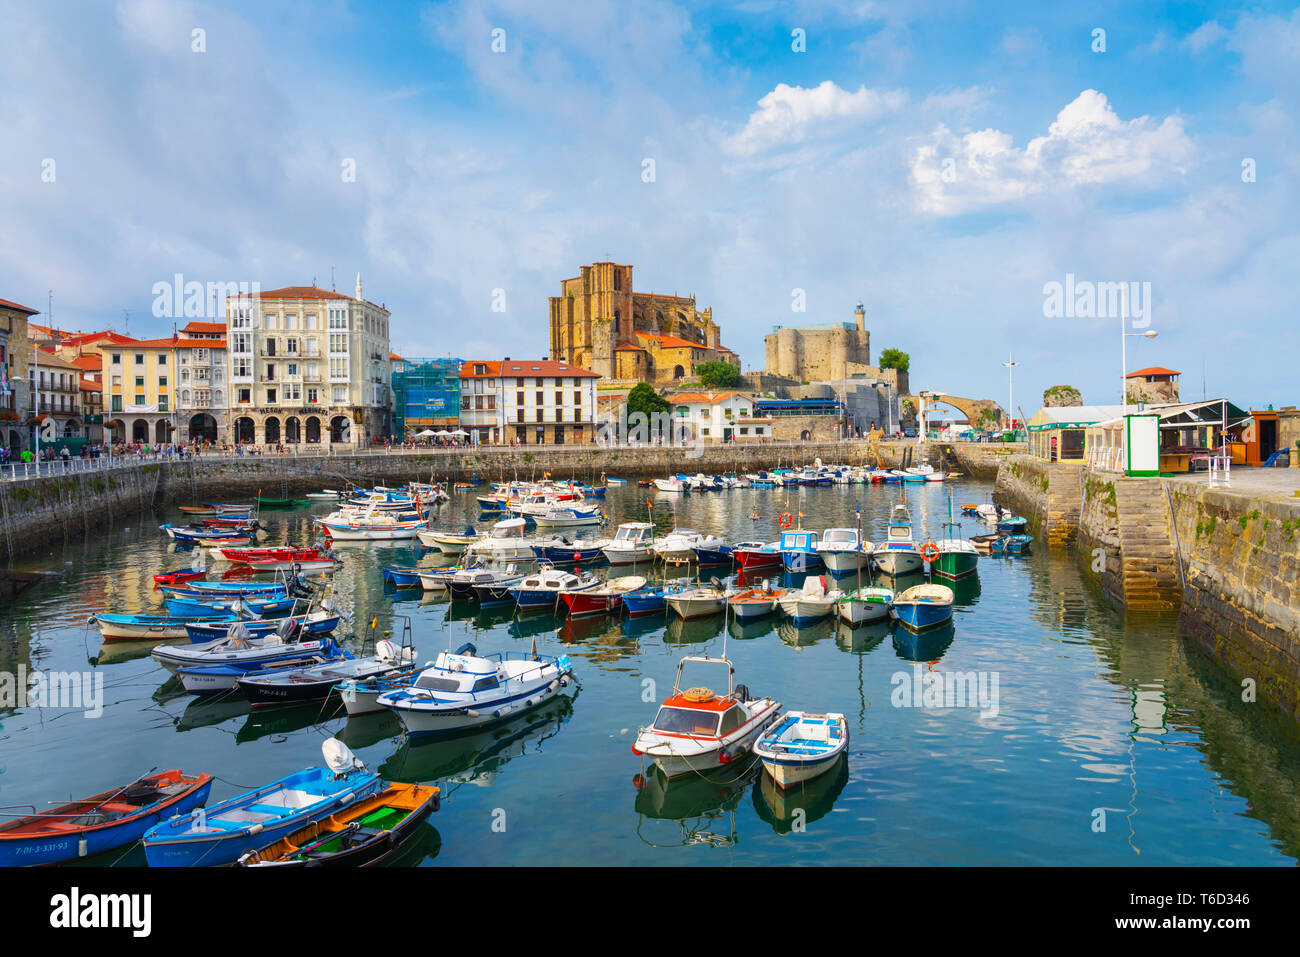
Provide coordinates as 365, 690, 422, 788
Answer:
910, 90, 1194, 215
726, 80, 906, 156
1183, 20, 1225, 53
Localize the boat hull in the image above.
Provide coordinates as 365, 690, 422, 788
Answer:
874, 549, 923, 576
892, 602, 953, 632
932, 551, 979, 580
381, 676, 569, 737
819, 549, 870, 573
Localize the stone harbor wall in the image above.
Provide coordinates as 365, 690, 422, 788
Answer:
991, 455, 1082, 545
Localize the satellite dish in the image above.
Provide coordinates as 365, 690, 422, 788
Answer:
321, 737, 364, 776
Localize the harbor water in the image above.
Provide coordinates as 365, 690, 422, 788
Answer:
2, 478, 1298, 866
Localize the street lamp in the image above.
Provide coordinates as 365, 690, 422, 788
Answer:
1002, 352, 1018, 433
1121, 329, 1159, 411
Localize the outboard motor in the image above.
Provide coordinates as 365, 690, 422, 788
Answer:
734, 684, 752, 703
276, 616, 302, 644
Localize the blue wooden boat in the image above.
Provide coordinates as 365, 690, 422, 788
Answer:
141, 739, 382, 867
891, 583, 954, 632
183, 610, 341, 643
693, 543, 735, 566
382, 567, 423, 588
165, 594, 298, 618
996, 516, 1028, 533
163, 578, 290, 595
622, 584, 680, 617
0, 769, 214, 867
990, 534, 1033, 554
177, 643, 349, 695
779, 529, 823, 572
753, 711, 848, 788
531, 541, 606, 564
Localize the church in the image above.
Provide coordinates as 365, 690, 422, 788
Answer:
548, 261, 738, 384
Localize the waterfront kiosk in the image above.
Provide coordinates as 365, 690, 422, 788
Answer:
1084, 400, 1251, 473
1027, 405, 1122, 464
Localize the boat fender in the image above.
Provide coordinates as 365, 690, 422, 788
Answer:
718, 750, 733, 765
248, 824, 264, 835
549, 680, 560, 691
492, 709, 502, 718
466, 709, 480, 717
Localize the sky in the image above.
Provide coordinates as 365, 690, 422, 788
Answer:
1, 0, 1296, 415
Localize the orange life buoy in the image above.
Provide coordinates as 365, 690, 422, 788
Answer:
920, 541, 940, 562
778, 512, 794, 528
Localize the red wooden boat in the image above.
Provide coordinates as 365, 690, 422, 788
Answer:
202, 517, 260, 529
217, 546, 324, 565
733, 542, 782, 568
153, 568, 208, 586
560, 576, 646, 618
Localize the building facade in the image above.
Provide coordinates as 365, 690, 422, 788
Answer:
548, 261, 736, 384
0, 297, 37, 451
176, 321, 227, 443
225, 278, 391, 447
98, 338, 178, 445
30, 348, 85, 441
460, 359, 599, 445
669, 391, 772, 443
393, 357, 463, 438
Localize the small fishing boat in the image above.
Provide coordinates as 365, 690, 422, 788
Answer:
891, 583, 955, 632
376, 643, 574, 737
164, 594, 297, 619
969, 533, 1001, 554
779, 529, 822, 572
872, 503, 923, 576
836, 586, 893, 625
183, 606, 342, 643
417, 526, 479, 554
727, 584, 785, 621
177, 643, 347, 696
777, 575, 842, 624
92, 612, 237, 642
141, 739, 382, 867
815, 527, 873, 573
417, 565, 467, 592
530, 536, 607, 564
932, 539, 979, 579
254, 495, 309, 508
753, 712, 848, 788
996, 515, 1029, 533
472, 571, 530, 605
692, 542, 735, 566
652, 477, 686, 493
237, 782, 440, 867
382, 567, 424, 588
561, 575, 646, 617
306, 491, 342, 501
653, 529, 723, 565
602, 522, 655, 565
664, 581, 731, 619
990, 534, 1033, 554
447, 565, 524, 601
622, 584, 675, 617
733, 540, 782, 569
237, 639, 417, 708
465, 518, 535, 561
509, 567, 599, 610
160, 579, 291, 597
0, 770, 214, 867
531, 505, 604, 529
210, 546, 324, 564
632, 654, 780, 779
151, 621, 339, 673
153, 567, 208, 586
245, 557, 338, 574
316, 509, 425, 542
177, 505, 218, 516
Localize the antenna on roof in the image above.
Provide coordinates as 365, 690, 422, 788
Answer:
331, 266, 335, 292
123, 309, 129, 336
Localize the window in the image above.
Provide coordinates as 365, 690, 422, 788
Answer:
135, 353, 144, 365
555, 391, 563, 406
111, 353, 121, 365
332, 386, 345, 403
158, 395, 168, 412
287, 363, 298, 377
535, 391, 543, 406
471, 676, 500, 693
266, 388, 277, 403
135, 376, 144, 388
461, 395, 471, 411
516, 391, 524, 406
573, 390, 582, 406
158, 376, 167, 388
238, 388, 251, 403
158, 354, 167, 366
535, 409, 543, 423
111, 395, 122, 412
306, 387, 318, 404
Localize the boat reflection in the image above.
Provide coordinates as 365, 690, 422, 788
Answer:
633, 758, 759, 848
334, 709, 404, 750
235, 698, 347, 743
89, 639, 158, 667
379, 693, 574, 785
776, 617, 834, 648
751, 753, 849, 835
949, 574, 982, 607
890, 620, 956, 662
834, 618, 891, 654
379, 821, 443, 867
729, 615, 775, 641
664, 614, 724, 645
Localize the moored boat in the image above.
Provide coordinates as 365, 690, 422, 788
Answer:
561, 575, 647, 617
836, 586, 893, 625
891, 583, 955, 632
664, 581, 731, 619
753, 711, 848, 788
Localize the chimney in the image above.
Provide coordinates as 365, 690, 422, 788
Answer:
355, 272, 363, 301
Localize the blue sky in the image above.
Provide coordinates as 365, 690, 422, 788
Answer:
1, 0, 1296, 414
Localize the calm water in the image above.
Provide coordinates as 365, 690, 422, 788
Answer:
2, 478, 1299, 866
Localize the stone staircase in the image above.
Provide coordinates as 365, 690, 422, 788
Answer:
1113, 478, 1182, 610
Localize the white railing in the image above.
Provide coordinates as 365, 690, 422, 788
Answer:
1207, 453, 1232, 488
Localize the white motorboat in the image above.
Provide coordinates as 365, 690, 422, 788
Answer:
873, 503, 924, 576
777, 575, 843, 624
466, 518, 536, 561
531, 505, 604, 529
632, 654, 780, 779
753, 711, 848, 788
815, 527, 874, 573
376, 643, 574, 737
651, 528, 726, 564
417, 526, 480, 554
652, 477, 686, 493
508, 567, 600, 610
602, 522, 655, 565
150, 622, 338, 674
315, 506, 424, 541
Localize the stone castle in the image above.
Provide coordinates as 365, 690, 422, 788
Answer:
765, 303, 876, 382
548, 261, 738, 384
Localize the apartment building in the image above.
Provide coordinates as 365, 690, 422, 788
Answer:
98, 337, 178, 444
669, 391, 773, 443
30, 348, 85, 440
176, 321, 227, 443
0, 296, 37, 451
460, 358, 599, 445
225, 277, 390, 446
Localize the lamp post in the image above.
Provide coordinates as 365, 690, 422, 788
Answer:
1002, 352, 1018, 433
1120, 286, 1159, 411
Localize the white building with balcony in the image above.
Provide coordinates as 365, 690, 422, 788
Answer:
459, 359, 598, 445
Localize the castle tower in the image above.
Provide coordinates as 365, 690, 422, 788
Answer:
855, 300, 865, 332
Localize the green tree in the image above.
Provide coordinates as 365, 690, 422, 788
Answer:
626, 382, 669, 418
695, 361, 741, 388
878, 348, 910, 373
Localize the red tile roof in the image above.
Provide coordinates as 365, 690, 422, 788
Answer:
390, 352, 403, 361
459, 361, 502, 379
1126, 366, 1180, 378
257, 285, 354, 300
181, 321, 226, 334
461, 359, 599, 379
71, 354, 102, 371
635, 331, 705, 350
0, 297, 39, 315
79, 377, 101, 391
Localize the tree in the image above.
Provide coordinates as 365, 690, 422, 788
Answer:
695, 360, 741, 388
878, 348, 910, 373
625, 382, 669, 418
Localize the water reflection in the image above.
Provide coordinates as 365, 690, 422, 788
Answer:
633, 759, 759, 848
891, 621, 956, 663
752, 755, 849, 835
